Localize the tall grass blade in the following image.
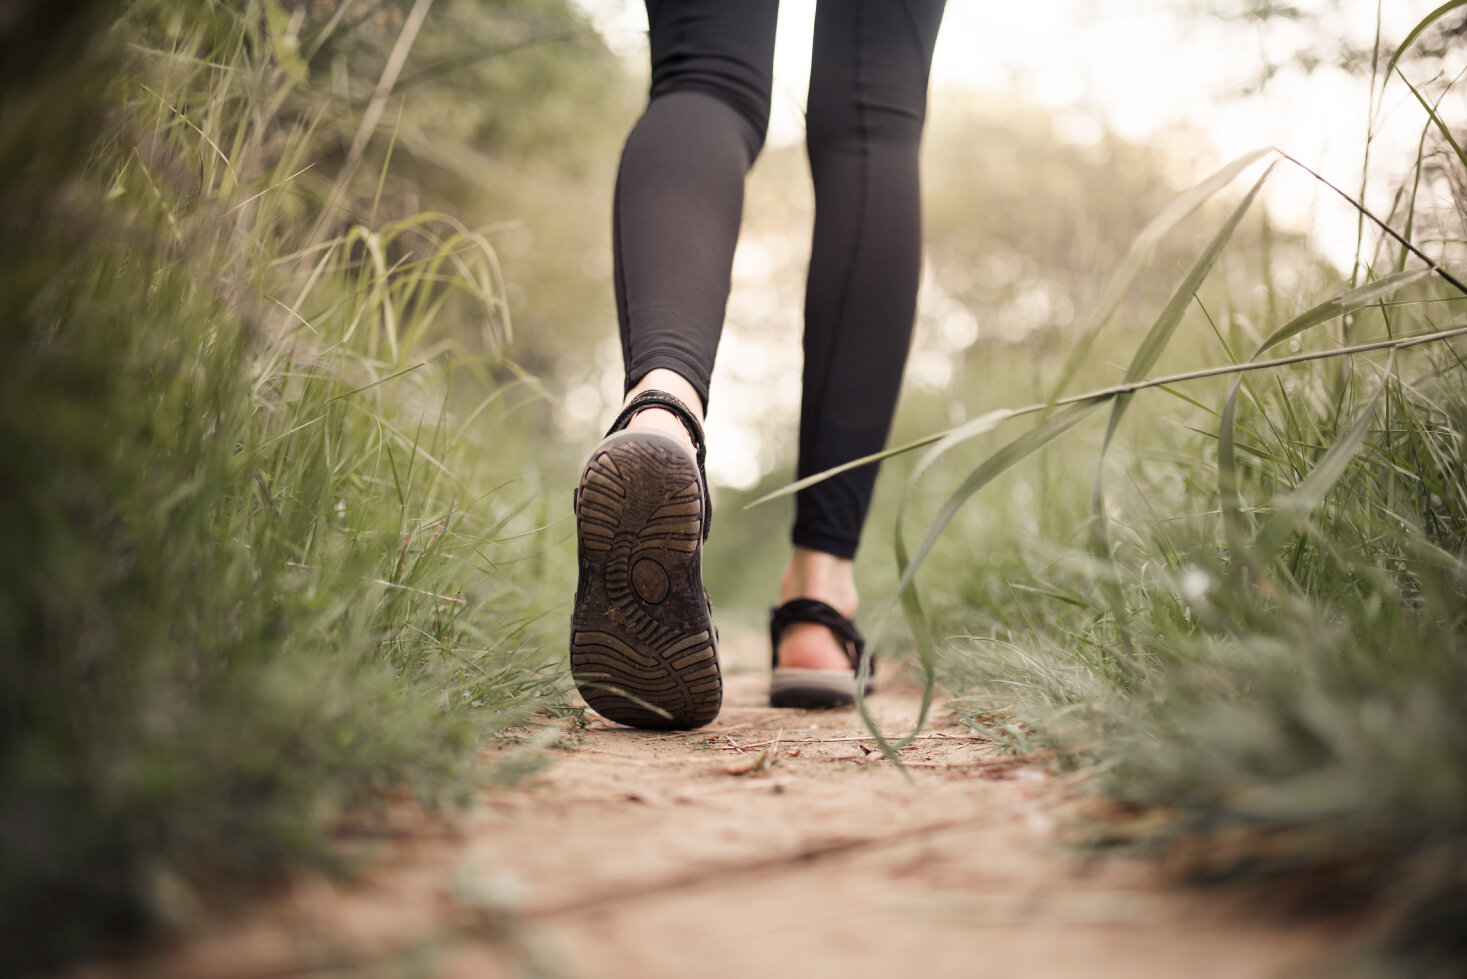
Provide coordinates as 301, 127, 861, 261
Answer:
1089, 163, 1274, 653
1393, 67, 1467, 172
1254, 356, 1393, 558
905, 409, 1016, 495
325, 361, 425, 402
894, 401, 1104, 614
1275, 150, 1467, 297
1101, 163, 1275, 451
1256, 270, 1433, 353
744, 428, 957, 507
1219, 270, 1431, 535
1045, 148, 1274, 403
1384, 0, 1466, 82
858, 401, 1104, 762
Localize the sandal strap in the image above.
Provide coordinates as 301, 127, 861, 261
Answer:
606, 390, 706, 462
605, 389, 711, 540
769, 598, 870, 675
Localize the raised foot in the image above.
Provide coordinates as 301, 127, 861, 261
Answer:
571, 430, 721, 730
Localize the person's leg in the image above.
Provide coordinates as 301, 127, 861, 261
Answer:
574, 1, 781, 729
613, 0, 780, 415
777, 0, 945, 672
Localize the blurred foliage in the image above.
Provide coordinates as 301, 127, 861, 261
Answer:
920, 100, 1327, 404
386, 0, 640, 383
1198, 0, 1466, 85
0, 0, 620, 971
916, 6, 1467, 966
6, 0, 1463, 971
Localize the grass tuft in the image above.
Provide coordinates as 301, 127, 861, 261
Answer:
873, 13, 1467, 966
0, 2, 567, 971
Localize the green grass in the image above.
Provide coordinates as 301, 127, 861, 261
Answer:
5, 0, 1464, 973
886, 7, 1467, 969
0, 2, 572, 971
931, 334, 1467, 967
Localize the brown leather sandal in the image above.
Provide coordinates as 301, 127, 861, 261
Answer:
768, 598, 872, 709
570, 391, 721, 730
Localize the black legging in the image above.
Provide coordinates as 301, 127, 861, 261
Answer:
614, 0, 946, 559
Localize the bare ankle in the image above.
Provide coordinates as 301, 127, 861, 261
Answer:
619, 369, 704, 453
779, 547, 858, 618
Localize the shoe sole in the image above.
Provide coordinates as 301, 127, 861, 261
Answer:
769, 667, 867, 709
570, 430, 721, 729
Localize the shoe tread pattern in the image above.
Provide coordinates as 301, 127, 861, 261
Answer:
571, 435, 721, 729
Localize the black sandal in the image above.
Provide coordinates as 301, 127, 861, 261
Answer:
570, 390, 721, 730
768, 598, 873, 709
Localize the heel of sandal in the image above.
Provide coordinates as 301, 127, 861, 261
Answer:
570, 427, 720, 729
768, 598, 872, 709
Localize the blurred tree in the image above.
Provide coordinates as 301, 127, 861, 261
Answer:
1196, 0, 1466, 84
243, 0, 641, 390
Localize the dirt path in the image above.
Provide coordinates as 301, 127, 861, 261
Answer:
81, 633, 1346, 978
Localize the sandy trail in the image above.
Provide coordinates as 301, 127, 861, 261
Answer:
80, 633, 1345, 978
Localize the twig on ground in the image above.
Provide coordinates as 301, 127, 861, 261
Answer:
713, 732, 991, 751
725, 728, 781, 776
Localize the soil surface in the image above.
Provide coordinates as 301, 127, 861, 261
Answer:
76, 633, 1348, 978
